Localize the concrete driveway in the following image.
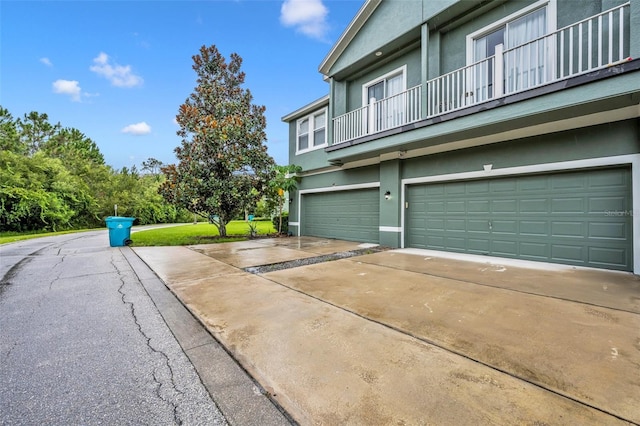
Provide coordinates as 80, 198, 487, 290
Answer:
133, 237, 640, 425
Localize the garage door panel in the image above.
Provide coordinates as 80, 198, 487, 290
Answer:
492, 240, 518, 256
406, 168, 632, 271
468, 200, 490, 213
551, 244, 584, 263
552, 174, 586, 190
551, 198, 584, 213
491, 179, 517, 192
589, 196, 626, 213
520, 221, 548, 236
446, 219, 465, 231
302, 189, 379, 244
468, 220, 489, 232
520, 199, 548, 213
492, 220, 517, 234
467, 181, 490, 193
552, 221, 584, 237
520, 242, 549, 258
468, 238, 490, 252
447, 201, 465, 213
492, 199, 517, 213
445, 237, 466, 250
589, 247, 627, 267
589, 168, 627, 188
426, 201, 444, 213
589, 222, 626, 239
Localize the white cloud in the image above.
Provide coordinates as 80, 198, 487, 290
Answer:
280, 0, 328, 40
90, 52, 143, 87
52, 79, 82, 102
121, 122, 151, 135
40, 57, 53, 67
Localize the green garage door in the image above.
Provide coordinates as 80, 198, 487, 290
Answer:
302, 189, 379, 243
406, 168, 632, 271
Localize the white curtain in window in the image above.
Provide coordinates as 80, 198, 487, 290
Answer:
506, 7, 547, 92
387, 74, 404, 97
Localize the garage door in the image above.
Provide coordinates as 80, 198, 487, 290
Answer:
406, 168, 632, 271
302, 189, 379, 244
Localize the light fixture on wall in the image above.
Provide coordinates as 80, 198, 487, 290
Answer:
375, 51, 383, 57
384, 191, 391, 200
289, 198, 293, 205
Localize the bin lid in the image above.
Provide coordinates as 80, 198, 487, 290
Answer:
105, 216, 135, 222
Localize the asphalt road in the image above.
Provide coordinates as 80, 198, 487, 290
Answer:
0, 230, 227, 425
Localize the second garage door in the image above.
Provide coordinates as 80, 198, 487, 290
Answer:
406, 168, 632, 271
301, 189, 379, 244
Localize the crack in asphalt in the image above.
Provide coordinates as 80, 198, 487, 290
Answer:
2, 243, 62, 363
111, 254, 185, 425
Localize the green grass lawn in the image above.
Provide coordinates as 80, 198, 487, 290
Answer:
131, 220, 277, 246
0, 220, 276, 246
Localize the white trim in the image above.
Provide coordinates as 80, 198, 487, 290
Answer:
288, 222, 300, 227
299, 182, 380, 195
282, 95, 329, 122
380, 226, 402, 233
362, 65, 407, 106
465, 0, 557, 65
319, 0, 382, 76
295, 107, 328, 155
395, 249, 633, 274
297, 182, 381, 237
400, 154, 640, 274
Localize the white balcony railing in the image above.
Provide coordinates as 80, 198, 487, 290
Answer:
333, 85, 422, 145
332, 2, 630, 145
428, 2, 630, 117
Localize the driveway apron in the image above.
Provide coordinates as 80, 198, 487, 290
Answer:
134, 237, 640, 425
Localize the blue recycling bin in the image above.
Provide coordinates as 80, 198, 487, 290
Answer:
105, 216, 135, 247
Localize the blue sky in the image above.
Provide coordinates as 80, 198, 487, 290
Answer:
1, 0, 364, 169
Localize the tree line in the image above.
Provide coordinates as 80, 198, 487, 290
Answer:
1, 44, 301, 235
0, 107, 192, 232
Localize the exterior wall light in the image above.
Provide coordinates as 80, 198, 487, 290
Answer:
384, 191, 391, 200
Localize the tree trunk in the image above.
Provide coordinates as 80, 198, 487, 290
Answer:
219, 220, 227, 237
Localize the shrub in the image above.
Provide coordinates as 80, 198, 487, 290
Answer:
272, 212, 289, 235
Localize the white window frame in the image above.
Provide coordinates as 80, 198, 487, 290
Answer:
361, 65, 407, 106
295, 107, 328, 154
465, 0, 557, 66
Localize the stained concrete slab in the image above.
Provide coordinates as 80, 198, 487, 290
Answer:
133, 241, 640, 425
356, 250, 640, 313
264, 254, 640, 423
189, 243, 318, 269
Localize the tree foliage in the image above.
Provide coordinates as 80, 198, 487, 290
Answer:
0, 106, 192, 232
267, 164, 302, 234
160, 45, 275, 237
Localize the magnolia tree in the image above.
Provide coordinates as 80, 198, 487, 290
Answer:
160, 45, 275, 237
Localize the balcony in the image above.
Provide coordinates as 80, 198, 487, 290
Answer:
332, 2, 630, 146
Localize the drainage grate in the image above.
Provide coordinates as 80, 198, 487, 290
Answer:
243, 246, 389, 274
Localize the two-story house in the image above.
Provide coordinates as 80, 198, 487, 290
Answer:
282, 0, 639, 274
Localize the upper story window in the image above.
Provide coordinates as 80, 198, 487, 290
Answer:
467, 0, 556, 98
296, 108, 327, 154
362, 66, 406, 105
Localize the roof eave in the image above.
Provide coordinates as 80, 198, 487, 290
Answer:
281, 95, 330, 122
